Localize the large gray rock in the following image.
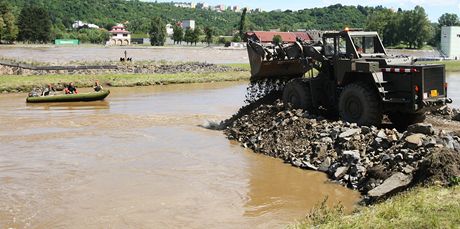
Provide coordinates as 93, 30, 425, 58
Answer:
334, 166, 349, 179
339, 128, 361, 139
368, 172, 413, 198
407, 123, 434, 135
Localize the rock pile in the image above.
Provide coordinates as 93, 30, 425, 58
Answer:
224, 100, 460, 199
0, 62, 242, 76
429, 105, 460, 121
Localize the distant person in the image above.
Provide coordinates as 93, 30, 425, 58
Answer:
93, 80, 103, 92
65, 82, 78, 94
42, 84, 56, 96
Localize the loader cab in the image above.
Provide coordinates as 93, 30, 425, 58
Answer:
322, 30, 387, 59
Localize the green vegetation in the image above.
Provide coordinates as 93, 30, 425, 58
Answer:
272, 35, 283, 45
424, 61, 460, 72
365, 6, 432, 49
149, 17, 166, 46
172, 25, 184, 44
0, 1, 18, 43
204, 26, 213, 46
1, 1, 458, 48
294, 186, 460, 229
0, 71, 249, 93
17, 4, 51, 43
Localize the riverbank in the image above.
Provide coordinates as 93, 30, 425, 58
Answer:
0, 71, 249, 93
295, 185, 460, 228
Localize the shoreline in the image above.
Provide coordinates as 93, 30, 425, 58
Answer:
0, 71, 250, 93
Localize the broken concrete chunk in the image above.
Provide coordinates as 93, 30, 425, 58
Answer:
368, 172, 413, 198
407, 123, 434, 135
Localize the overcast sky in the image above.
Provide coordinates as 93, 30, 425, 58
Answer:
151, 0, 460, 21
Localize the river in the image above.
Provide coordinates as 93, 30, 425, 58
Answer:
1, 73, 458, 228
0, 82, 359, 228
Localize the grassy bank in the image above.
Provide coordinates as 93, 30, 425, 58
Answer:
424, 61, 460, 72
294, 186, 460, 228
0, 71, 249, 93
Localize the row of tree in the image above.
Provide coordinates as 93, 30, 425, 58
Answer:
2, 0, 460, 48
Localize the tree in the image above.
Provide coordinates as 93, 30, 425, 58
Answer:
191, 27, 201, 45
149, 17, 166, 46
238, 7, 247, 40
172, 25, 183, 44
401, 6, 431, 49
272, 35, 282, 45
18, 5, 51, 43
184, 27, 193, 45
0, 1, 18, 43
438, 13, 460, 27
204, 26, 213, 45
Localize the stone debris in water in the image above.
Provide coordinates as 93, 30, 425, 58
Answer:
224, 100, 460, 199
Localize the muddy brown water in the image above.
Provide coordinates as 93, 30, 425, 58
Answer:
0, 82, 360, 228
1, 73, 459, 228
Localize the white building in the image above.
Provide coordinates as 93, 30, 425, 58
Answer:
166, 24, 174, 36
72, 20, 100, 29
108, 24, 131, 46
181, 19, 195, 30
441, 26, 460, 59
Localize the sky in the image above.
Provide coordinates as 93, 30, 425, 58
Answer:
152, 0, 460, 21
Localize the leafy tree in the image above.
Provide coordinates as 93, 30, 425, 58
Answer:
272, 35, 282, 45
191, 27, 201, 45
184, 27, 193, 45
127, 18, 149, 34
149, 16, 166, 46
172, 25, 183, 44
365, 9, 394, 43
0, 1, 18, 43
401, 6, 431, 49
232, 34, 241, 42
204, 26, 213, 45
438, 13, 460, 27
238, 7, 247, 40
18, 4, 51, 43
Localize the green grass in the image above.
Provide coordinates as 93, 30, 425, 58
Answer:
0, 71, 250, 93
293, 186, 460, 229
221, 63, 250, 71
423, 61, 460, 72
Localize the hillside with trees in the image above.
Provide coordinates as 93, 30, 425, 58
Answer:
1, 0, 459, 48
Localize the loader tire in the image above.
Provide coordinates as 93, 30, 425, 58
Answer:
282, 79, 313, 110
388, 112, 426, 129
339, 82, 382, 126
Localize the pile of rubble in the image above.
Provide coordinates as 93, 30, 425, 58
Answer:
224, 100, 460, 200
428, 105, 460, 121
0, 62, 242, 76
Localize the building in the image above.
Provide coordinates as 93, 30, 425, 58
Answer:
166, 24, 174, 36
181, 19, 195, 30
196, 2, 209, 9
232, 5, 240, 12
108, 24, 131, 46
214, 4, 225, 12
72, 20, 99, 29
440, 26, 460, 59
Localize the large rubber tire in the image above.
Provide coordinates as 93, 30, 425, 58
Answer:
282, 79, 313, 110
388, 112, 426, 128
339, 82, 382, 126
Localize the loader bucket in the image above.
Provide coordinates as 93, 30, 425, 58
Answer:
247, 44, 310, 82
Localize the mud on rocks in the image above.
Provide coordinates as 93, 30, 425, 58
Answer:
223, 100, 460, 201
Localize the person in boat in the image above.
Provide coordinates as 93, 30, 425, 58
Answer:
42, 84, 56, 96
65, 82, 78, 94
93, 80, 103, 92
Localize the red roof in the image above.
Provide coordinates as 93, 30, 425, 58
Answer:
293, 32, 312, 42
245, 31, 312, 43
